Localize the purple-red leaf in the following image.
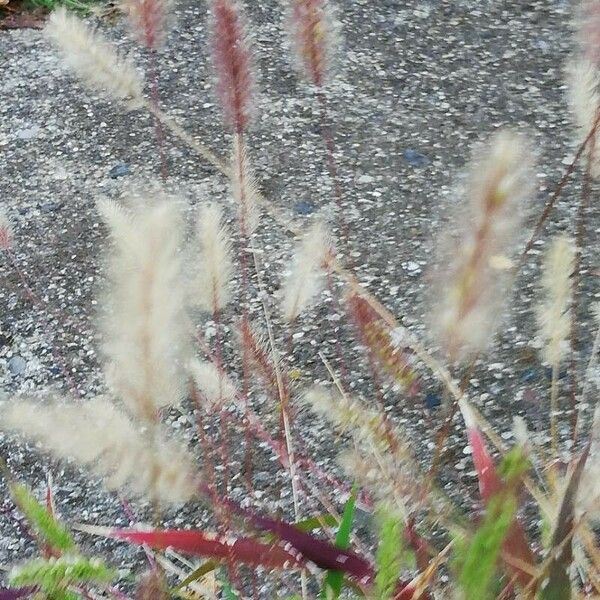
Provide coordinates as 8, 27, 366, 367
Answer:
460, 400, 536, 589
82, 526, 303, 571
243, 510, 374, 584
0, 587, 36, 599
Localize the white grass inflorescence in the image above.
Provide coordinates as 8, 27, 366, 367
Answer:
2, 398, 198, 504
45, 8, 144, 108
537, 235, 574, 366
430, 130, 534, 362
566, 58, 600, 176
281, 221, 331, 322
189, 359, 237, 409
194, 203, 233, 313
98, 197, 189, 422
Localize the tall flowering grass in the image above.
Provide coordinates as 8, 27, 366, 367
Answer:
1, 2, 600, 599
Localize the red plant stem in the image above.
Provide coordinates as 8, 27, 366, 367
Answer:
212, 305, 233, 496
520, 110, 600, 264
232, 131, 256, 501
6, 250, 80, 398
148, 51, 168, 181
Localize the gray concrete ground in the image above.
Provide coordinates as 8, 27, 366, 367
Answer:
0, 0, 596, 593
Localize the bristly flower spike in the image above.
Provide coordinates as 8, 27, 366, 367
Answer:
45, 8, 144, 109
210, 0, 255, 133
124, 0, 174, 51
537, 236, 574, 366
281, 221, 332, 322
430, 130, 534, 362
194, 203, 233, 314
97, 197, 189, 423
578, 0, 600, 66
288, 0, 340, 87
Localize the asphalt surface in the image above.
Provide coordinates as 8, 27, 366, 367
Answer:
0, 0, 597, 594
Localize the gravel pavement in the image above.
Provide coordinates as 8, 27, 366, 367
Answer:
0, 0, 596, 593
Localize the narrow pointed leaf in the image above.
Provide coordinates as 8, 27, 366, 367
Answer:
81, 526, 304, 571
540, 444, 590, 600
232, 506, 374, 584
459, 400, 536, 589
320, 488, 358, 599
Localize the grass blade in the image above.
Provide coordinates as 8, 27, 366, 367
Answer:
319, 487, 358, 599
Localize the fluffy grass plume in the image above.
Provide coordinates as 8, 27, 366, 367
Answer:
348, 293, 418, 392
304, 386, 433, 517
211, 0, 255, 133
2, 399, 198, 504
537, 236, 574, 366
194, 203, 233, 313
288, 0, 341, 87
98, 198, 189, 422
231, 135, 260, 234
45, 8, 144, 107
189, 359, 237, 409
431, 130, 534, 361
577, 0, 600, 66
281, 221, 331, 322
124, 0, 173, 50
565, 57, 600, 177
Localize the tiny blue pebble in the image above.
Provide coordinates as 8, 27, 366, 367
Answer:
424, 392, 441, 410
294, 201, 315, 215
521, 369, 538, 383
109, 164, 130, 179
403, 149, 430, 168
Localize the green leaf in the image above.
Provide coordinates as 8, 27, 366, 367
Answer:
219, 571, 239, 600
9, 556, 115, 596
11, 483, 76, 553
174, 559, 218, 590
374, 509, 405, 600
294, 514, 339, 533
320, 488, 358, 599
457, 494, 518, 600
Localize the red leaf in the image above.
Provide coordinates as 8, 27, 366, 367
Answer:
460, 400, 536, 589
85, 527, 304, 571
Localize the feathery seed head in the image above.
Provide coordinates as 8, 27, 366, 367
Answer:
231, 136, 259, 233
211, 0, 255, 133
193, 203, 233, 313
430, 130, 534, 362
537, 236, 574, 366
281, 221, 332, 322
0, 209, 13, 251
288, 0, 341, 87
2, 399, 198, 504
45, 8, 144, 108
578, 1, 600, 65
124, 0, 174, 50
348, 293, 418, 393
98, 197, 189, 422
189, 359, 237, 410
565, 58, 600, 175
